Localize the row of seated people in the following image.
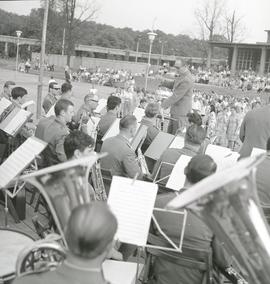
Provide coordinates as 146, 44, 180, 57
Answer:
29, 97, 246, 283
0, 83, 266, 283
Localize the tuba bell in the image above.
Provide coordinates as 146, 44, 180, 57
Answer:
167, 154, 270, 284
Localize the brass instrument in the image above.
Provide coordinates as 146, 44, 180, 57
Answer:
20, 155, 103, 245
167, 155, 269, 284
0, 103, 15, 123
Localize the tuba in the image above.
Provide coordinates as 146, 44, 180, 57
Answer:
20, 154, 104, 245
167, 154, 270, 284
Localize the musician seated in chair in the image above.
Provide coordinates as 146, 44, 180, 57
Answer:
73, 93, 99, 125
140, 103, 160, 154
151, 123, 206, 184
13, 202, 118, 284
35, 99, 74, 167
100, 114, 143, 180
149, 155, 237, 284
97, 95, 122, 139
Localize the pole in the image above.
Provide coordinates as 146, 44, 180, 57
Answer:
36, 0, 49, 119
61, 28, 66, 56
135, 39, 140, 62
15, 38, 19, 80
144, 41, 153, 91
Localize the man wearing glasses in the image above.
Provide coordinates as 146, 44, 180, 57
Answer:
73, 93, 99, 125
42, 82, 61, 114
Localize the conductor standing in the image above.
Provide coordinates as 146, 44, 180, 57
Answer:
161, 59, 194, 134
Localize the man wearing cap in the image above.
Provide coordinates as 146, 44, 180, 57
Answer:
149, 155, 234, 284
161, 59, 194, 135
13, 203, 118, 284
0, 80, 16, 100
42, 82, 61, 114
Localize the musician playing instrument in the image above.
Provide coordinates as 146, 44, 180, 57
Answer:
42, 82, 61, 114
140, 103, 160, 154
73, 93, 99, 125
97, 95, 122, 139
150, 155, 238, 284
13, 203, 118, 284
35, 99, 74, 167
100, 114, 143, 180
0, 80, 16, 100
152, 123, 206, 184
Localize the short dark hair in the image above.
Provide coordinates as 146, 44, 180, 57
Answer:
185, 154, 217, 184
64, 130, 94, 159
11, 87, 27, 100
49, 82, 58, 90
140, 98, 147, 104
187, 112, 202, 126
4, 81, 16, 88
65, 203, 117, 259
119, 114, 137, 130
54, 99, 74, 116
185, 124, 206, 145
107, 96, 121, 111
61, 82, 72, 93
145, 103, 159, 118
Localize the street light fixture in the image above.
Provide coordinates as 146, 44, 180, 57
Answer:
144, 31, 157, 91
15, 30, 22, 80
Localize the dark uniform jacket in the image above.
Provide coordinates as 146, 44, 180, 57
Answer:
35, 116, 69, 166
100, 134, 143, 179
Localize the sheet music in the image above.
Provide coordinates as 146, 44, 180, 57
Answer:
0, 137, 47, 188
94, 98, 107, 114
144, 132, 174, 160
130, 124, 148, 150
251, 147, 265, 157
133, 107, 145, 122
102, 118, 120, 141
21, 100, 35, 109
2, 109, 32, 136
166, 155, 192, 191
166, 155, 264, 210
205, 144, 232, 161
103, 260, 143, 284
108, 176, 158, 246
86, 116, 100, 136
0, 98, 12, 115
169, 136, 184, 149
45, 105, 55, 117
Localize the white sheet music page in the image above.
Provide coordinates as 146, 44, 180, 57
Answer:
87, 116, 100, 136
102, 118, 120, 141
3, 109, 32, 136
94, 99, 107, 114
0, 98, 12, 115
169, 136, 184, 149
45, 105, 55, 117
251, 147, 265, 157
205, 144, 232, 167
108, 176, 158, 246
166, 155, 192, 191
133, 107, 145, 122
0, 137, 47, 188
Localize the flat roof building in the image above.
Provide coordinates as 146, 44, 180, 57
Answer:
208, 30, 270, 75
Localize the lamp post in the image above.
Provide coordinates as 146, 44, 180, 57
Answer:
158, 39, 167, 66
135, 37, 141, 63
144, 31, 157, 91
15, 30, 22, 80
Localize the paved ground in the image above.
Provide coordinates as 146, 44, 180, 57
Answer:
0, 67, 115, 122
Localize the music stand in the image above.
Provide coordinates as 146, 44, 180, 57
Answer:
0, 137, 47, 225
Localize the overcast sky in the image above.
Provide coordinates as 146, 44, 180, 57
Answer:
0, 0, 269, 43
